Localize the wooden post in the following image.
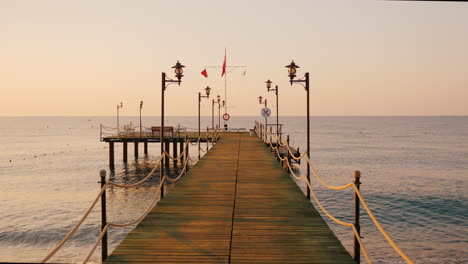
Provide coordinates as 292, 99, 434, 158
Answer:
109, 142, 114, 168
354, 170, 361, 264
173, 139, 178, 166
165, 140, 170, 167
99, 170, 108, 261
144, 141, 148, 155
122, 142, 127, 163
134, 142, 139, 159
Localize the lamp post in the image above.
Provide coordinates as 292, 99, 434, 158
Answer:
258, 96, 268, 141
286, 60, 310, 200
116, 102, 123, 134
161, 60, 185, 199
212, 95, 221, 130
266, 79, 280, 141
139, 100, 143, 138
198, 86, 211, 159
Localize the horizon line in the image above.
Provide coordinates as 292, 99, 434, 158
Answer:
1, 115, 467, 118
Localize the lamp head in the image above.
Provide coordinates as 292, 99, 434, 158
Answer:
217, 95, 221, 102
204, 86, 211, 97
120, 102, 123, 108
140, 100, 143, 108
222, 100, 225, 106
258, 96, 262, 104
172, 60, 185, 84
265, 79, 272, 90
285, 60, 299, 82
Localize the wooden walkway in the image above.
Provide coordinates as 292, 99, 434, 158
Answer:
105, 133, 355, 263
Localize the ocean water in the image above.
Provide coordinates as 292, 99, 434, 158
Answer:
0, 116, 466, 263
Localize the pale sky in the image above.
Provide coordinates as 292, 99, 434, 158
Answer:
1, 0, 467, 116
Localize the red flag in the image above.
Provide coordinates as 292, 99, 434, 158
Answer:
221, 49, 226, 77
201, 68, 208, 78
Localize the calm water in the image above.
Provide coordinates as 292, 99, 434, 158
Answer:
0, 116, 466, 263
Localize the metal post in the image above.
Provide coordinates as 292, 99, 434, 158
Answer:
109, 142, 114, 169
305, 72, 311, 200
116, 105, 119, 134
354, 170, 361, 264
144, 141, 148, 155
165, 140, 170, 167
160, 72, 165, 199
198, 92, 201, 160
185, 134, 189, 173
206, 127, 209, 152
218, 100, 221, 129
212, 99, 214, 131
276, 85, 280, 142
286, 135, 291, 171
139, 106, 142, 138
173, 139, 178, 166
99, 170, 108, 262
269, 126, 272, 144
265, 99, 268, 143
179, 137, 184, 163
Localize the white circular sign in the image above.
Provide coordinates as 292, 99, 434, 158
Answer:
223, 113, 230, 121
261, 107, 271, 118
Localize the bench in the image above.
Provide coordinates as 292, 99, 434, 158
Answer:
151, 126, 174, 137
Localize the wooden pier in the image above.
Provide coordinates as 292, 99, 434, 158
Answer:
102, 130, 219, 168
105, 132, 354, 263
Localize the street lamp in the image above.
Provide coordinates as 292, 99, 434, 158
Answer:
258, 96, 268, 141
139, 100, 143, 138
266, 79, 280, 141
161, 60, 185, 199
285, 60, 311, 200
212, 94, 222, 131
117, 102, 123, 134
198, 86, 211, 159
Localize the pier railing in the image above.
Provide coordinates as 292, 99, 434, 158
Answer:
254, 121, 413, 264
40, 129, 221, 263
100, 123, 241, 141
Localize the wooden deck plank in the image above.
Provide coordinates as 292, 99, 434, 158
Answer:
105, 133, 354, 263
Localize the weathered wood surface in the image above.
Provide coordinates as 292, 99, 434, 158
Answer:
105, 133, 354, 263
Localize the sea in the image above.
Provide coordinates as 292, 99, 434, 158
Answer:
0, 116, 466, 264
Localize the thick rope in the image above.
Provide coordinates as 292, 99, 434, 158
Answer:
40, 182, 109, 263
351, 224, 372, 264
107, 157, 162, 188
109, 182, 163, 227
262, 127, 412, 264
353, 183, 414, 264
82, 223, 109, 264
41, 156, 163, 263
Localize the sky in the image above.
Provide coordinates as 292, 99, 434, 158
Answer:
1, 0, 467, 116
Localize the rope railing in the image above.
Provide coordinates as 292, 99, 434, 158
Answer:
253, 121, 413, 264
42, 130, 220, 263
